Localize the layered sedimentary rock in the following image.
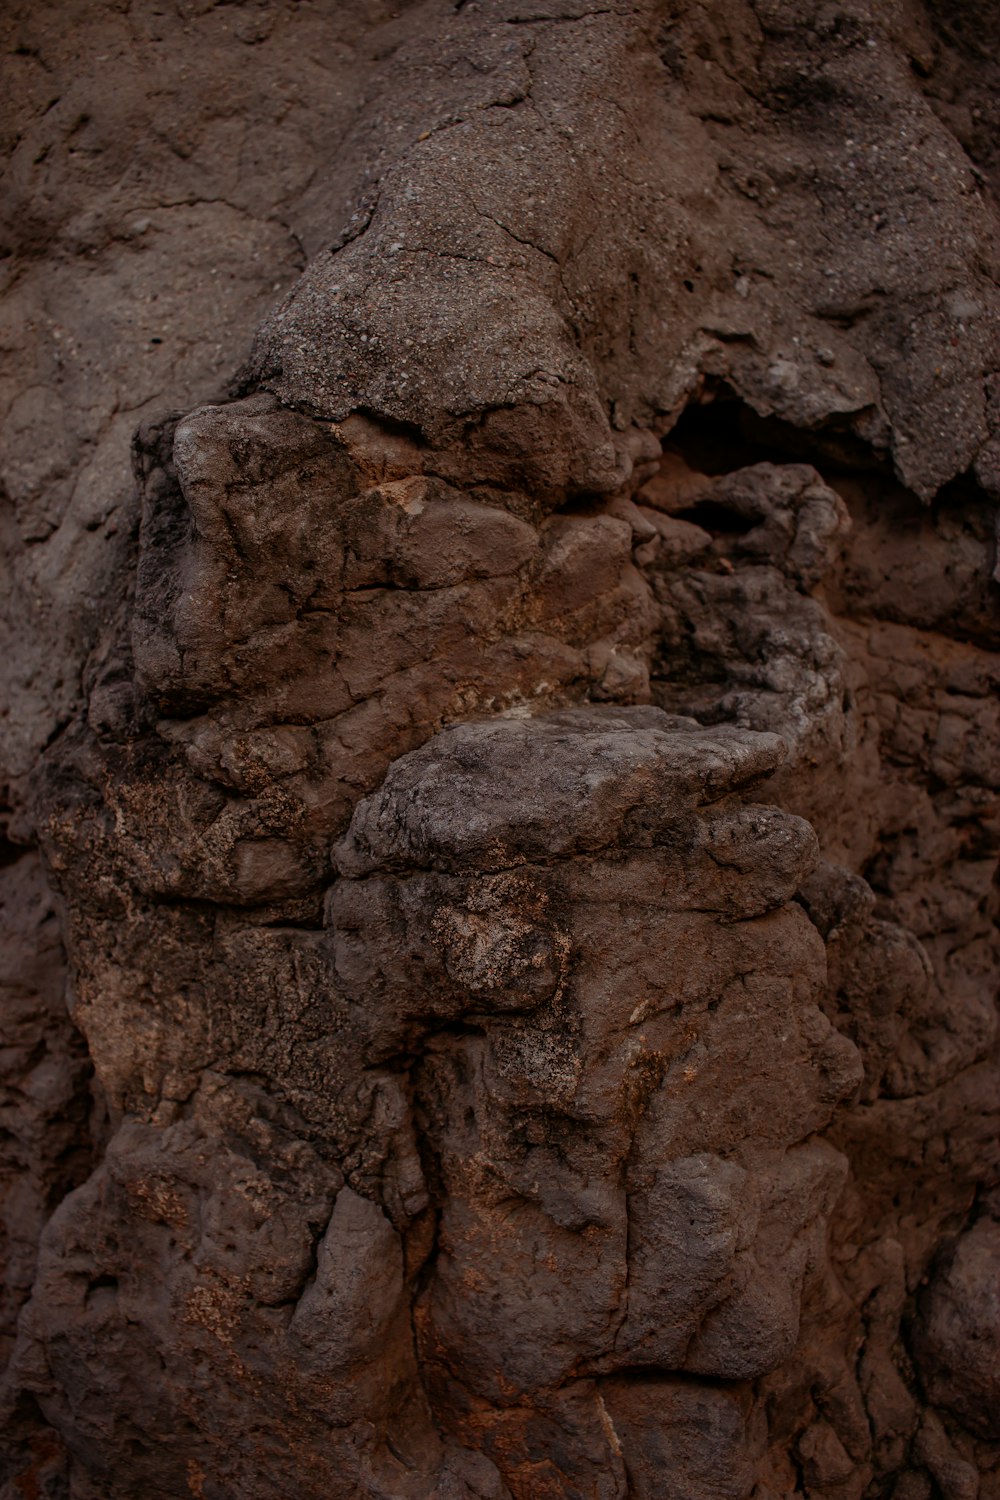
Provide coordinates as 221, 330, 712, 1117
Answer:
2, 1, 999, 1497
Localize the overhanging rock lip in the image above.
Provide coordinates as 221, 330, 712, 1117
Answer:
333, 705, 788, 877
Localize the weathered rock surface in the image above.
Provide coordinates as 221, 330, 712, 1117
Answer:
2, 1, 999, 1497
913, 1210, 1000, 1444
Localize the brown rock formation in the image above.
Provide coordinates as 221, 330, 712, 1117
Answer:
2, 2, 998, 1497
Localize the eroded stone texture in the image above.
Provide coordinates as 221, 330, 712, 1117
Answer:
2, 0, 999, 1497
913, 1210, 1000, 1444
10, 709, 863, 1498
0, 852, 94, 1369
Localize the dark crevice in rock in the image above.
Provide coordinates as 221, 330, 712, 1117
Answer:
663, 383, 891, 485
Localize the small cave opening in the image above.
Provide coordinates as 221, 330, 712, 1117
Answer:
631, 381, 895, 547
660, 382, 889, 482
670, 498, 756, 537
638, 381, 902, 720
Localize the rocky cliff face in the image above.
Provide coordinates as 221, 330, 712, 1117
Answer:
2, 2, 998, 1497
